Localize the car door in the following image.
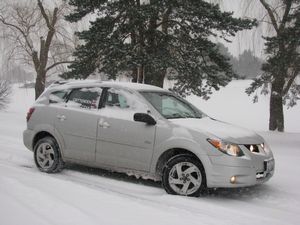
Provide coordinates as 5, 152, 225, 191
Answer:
96, 87, 156, 171
54, 86, 103, 162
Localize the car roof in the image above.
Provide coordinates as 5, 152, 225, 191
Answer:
48, 80, 168, 92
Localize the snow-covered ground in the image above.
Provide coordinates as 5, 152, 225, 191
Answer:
0, 81, 299, 225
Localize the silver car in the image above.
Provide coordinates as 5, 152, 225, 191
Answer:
23, 80, 275, 196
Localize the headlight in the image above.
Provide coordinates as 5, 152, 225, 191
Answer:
207, 139, 244, 157
261, 142, 271, 154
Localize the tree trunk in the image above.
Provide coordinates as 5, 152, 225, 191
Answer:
269, 77, 284, 131
137, 65, 144, 83
35, 70, 46, 100
152, 72, 165, 88
145, 71, 165, 88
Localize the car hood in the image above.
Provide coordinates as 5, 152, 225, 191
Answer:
169, 117, 264, 144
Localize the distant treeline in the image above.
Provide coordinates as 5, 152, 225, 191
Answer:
218, 43, 263, 79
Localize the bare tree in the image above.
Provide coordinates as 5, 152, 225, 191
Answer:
0, 80, 11, 110
0, 0, 76, 99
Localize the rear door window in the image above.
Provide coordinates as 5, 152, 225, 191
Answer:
66, 87, 103, 110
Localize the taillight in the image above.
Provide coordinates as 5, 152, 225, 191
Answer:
26, 107, 35, 122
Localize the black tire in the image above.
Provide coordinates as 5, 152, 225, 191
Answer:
34, 136, 64, 173
162, 154, 206, 197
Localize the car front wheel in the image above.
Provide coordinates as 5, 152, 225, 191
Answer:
162, 154, 206, 197
34, 136, 64, 173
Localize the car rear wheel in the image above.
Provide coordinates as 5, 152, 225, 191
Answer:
34, 136, 64, 173
162, 154, 206, 197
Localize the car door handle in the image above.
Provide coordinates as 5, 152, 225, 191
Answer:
56, 115, 66, 121
99, 121, 110, 128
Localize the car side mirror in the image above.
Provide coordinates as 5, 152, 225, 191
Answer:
134, 113, 156, 125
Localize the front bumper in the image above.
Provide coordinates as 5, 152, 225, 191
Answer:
207, 162, 274, 188
206, 151, 275, 188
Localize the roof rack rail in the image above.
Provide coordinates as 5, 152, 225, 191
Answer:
53, 80, 69, 85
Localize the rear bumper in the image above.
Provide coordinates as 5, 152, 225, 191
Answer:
23, 129, 34, 151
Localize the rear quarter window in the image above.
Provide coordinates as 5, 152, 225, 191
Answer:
49, 90, 69, 104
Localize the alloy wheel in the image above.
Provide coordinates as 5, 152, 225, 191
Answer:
168, 161, 202, 195
36, 143, 55, 170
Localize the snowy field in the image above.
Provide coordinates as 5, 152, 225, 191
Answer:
0, 81, 300, 225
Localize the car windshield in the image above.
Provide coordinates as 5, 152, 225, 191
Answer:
140, 91, 206, 119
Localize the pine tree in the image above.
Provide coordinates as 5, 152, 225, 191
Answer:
63, 0, 256, 98
246, 0, 300, 132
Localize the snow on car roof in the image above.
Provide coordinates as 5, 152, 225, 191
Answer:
104, 81, 166, 91
49, 80, 168, 92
